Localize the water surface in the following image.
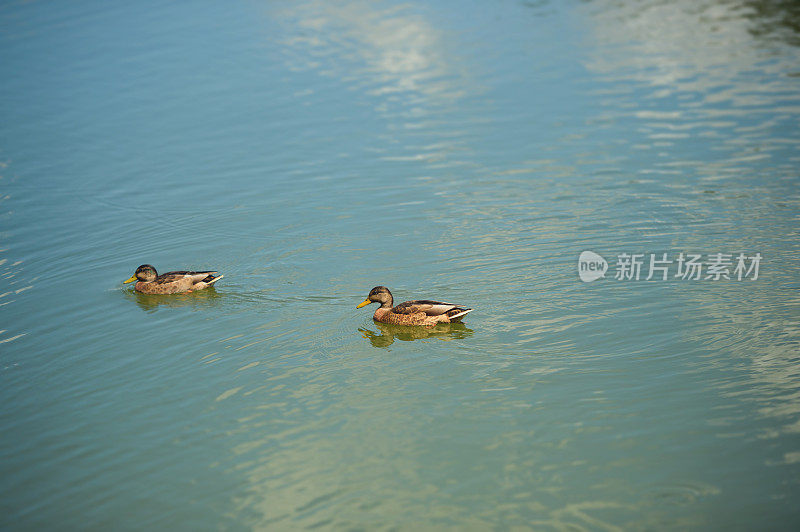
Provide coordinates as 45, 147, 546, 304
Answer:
1, 0, 799, 529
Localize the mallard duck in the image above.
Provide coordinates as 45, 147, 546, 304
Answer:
356, 286, 472, 327
123, 264, 223, 294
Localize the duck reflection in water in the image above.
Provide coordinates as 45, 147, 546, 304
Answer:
125, 287, 223, 312
359, 321, 474, 348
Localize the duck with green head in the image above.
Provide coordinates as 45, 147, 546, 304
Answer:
356, 286, 472, 327
123, 264, 223, 294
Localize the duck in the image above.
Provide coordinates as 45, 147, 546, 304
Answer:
123, 264, 223, 294
356, 286, 472, 327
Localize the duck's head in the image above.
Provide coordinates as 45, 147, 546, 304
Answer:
123, 264, 158, 284
357, 286, 393, 309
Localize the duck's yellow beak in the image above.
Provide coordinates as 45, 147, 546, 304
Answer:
356, 299, 371, 309
123, 275, 138, 284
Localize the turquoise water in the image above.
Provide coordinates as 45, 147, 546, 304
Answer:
2, 0, 799, 529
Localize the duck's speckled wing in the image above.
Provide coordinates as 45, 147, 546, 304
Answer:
392, 300, 461, 316
156, 271, 218, 284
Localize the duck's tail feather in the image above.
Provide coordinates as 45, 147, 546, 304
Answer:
448, 308, 473, 321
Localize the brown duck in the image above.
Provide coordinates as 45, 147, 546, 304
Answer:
356, 286, 472, 327
123, 264, 223, 294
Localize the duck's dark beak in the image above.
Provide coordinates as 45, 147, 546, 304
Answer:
123, 275, 138, 284
356, 299, 371, 309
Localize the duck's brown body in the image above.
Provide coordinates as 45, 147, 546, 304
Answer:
133, 271, 221, 294
124, 265, 223, 294
358, 286, 472, 327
